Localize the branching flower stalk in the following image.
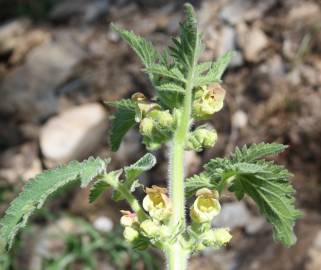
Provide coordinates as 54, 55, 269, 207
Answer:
0, 4, 301, 270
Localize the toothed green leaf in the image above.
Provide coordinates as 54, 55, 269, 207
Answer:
107, 99, 137, 152
231, 143, 288, 163
194, 51, 233, 87
113, 154, 156, 201
90, 170, 122, 203
145, 64, 185, 83
112, 23, 158, 70
156, 83, 185, 93
0, 157, 106, 252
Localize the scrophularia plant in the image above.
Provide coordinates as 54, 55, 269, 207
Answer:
0, 4, 301, 269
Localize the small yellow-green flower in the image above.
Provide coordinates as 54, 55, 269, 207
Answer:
142, 185, 172, 221
190, 188, 221, 223
120, 210, 138, 227
123, 226, 139, 242
193, 84, 226, 120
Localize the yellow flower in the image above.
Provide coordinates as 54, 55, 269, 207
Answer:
193, 84, 226, 120
190, 188, 221, 223
123, 226, 139, 242
142, 185, 171, 221
120, 210, 138, 227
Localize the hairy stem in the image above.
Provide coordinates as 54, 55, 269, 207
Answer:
103, 175, 148, 221
167, 66, 196, 269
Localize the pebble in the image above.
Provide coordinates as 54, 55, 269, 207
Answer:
40, 103, 108, 167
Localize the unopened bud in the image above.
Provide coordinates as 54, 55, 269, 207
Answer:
123, 226, 139, 242
190, 188, 221, 223
120, 210, 138, 227
140, 219, 159, 237
203, 228, 232, 247
186, 127, 217, 152
139, 117, 154, 137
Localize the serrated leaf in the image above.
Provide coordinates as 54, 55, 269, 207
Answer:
156, 83, 185, 93
195, 61, 212, 75
185, 173, 216, 197
232, 173, 301, 246
231, 143, 288, 163
125, 153, 156, 182
0, 157, 106, 251
107, 99, 137, 152
170, 4, 203, 68
113, 154, 156, 201
89, 180, 110, 203
112, 24, 158, 70
194, 51, 233, 87
145, 64, 185, 83
89, 170, 122, 203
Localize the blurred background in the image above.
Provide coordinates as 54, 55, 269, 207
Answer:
0, 0, 320, 269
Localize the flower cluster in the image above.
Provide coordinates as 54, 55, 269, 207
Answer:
120, 185, 172, 250
187, 188, 232, 252
132, 93, 176, 150
120, 186, 232, 252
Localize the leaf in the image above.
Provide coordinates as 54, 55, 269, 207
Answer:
107, 99, 137, 152
195, 61, 212, 75
231, 143, 288, 163
156, 83, 185, 93
89, 170, 122, 203
232, 171, 301, 246
145, 64, 185, 83
125, 153, 156, 182
0, 157, 106, 251
194, 51, 233, 87
111, 23, 158, 70
185, 173, 216, 198
170, 4, 202, 68
113, 154, 156, 201
188, 142, 300, 246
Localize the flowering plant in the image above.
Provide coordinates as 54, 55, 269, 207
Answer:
0, 4, 301, 269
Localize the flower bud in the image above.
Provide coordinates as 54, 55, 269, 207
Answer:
123, 226, 139, 242
131, 92, 161, 121
142, 185, 171, 221
203, 228, 232, 247
190, 188, 221, 223
140, 219, 159, 237
139, 117, 154, 137
193, 84, 226, 120
147, 110, 175, 130
186, 127, 217, 152
120, 210, 138, 227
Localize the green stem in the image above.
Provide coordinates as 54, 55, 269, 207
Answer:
103, 175, 148, 221
167, 66, 196, 269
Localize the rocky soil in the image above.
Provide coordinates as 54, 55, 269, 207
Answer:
1, 0, 321, 269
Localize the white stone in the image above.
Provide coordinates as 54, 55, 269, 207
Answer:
40, 103, 108, 166
237, 23, 269, 62
93, 216, 114, 233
